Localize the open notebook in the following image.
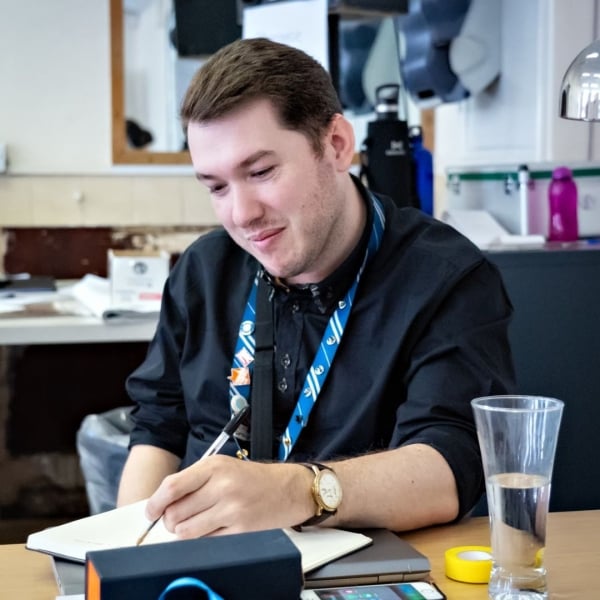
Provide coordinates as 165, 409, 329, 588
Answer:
51, 526, 430, 596
26, 499, 371, 574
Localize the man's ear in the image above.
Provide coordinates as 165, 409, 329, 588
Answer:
327, 113, 356, 170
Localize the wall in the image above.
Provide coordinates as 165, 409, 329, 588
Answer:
435, 0, 599, 175
0, 0, 111, 173
2, 1, 598, 225
0, 0, 215, 229
0, 175, 215, 227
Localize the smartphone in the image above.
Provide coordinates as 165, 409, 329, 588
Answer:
301, 581, 446, 600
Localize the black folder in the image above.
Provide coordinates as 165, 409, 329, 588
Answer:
304, 529, 430, 588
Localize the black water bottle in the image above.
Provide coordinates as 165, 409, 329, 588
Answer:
360, 84, 418, 209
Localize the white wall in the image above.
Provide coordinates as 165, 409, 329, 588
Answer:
0, 0, 112, 173
0, 1, 218, 227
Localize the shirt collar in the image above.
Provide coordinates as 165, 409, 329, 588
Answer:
263, 175, 374, 314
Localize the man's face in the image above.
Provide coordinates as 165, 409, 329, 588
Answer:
187, 99, 352, 285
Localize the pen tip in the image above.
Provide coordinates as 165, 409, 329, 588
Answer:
136, 517, 159, 546
136, 525, 150, 546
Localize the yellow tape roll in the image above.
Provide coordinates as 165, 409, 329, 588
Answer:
445, 545, 493, 584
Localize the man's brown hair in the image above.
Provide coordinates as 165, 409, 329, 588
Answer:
180, 38, 343, 156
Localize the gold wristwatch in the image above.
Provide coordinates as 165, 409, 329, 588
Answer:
301, 462, 343, 526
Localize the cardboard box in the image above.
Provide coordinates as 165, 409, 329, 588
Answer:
85, 529, 303, 600
108, 249, 169, 307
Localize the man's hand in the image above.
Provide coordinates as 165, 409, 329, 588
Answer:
143, 444, 459, 538
145, 455, 314, 538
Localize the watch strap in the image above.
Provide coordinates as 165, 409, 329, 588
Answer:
301, 512, 334, 527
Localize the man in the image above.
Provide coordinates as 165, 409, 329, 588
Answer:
117, 38, 515, 538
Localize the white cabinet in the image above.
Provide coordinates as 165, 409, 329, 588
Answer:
435, 0, 600, 173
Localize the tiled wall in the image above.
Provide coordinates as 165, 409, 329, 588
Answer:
0, 173, 449, 226
0, 175, 217, 227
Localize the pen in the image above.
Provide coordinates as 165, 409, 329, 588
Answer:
136, 404, 250, 546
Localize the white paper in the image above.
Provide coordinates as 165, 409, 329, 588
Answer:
67, 274, 161, 321
27, 499, 371, 573
284, 526, 371, 572
442, 209, 510, 249
26, 500, 176, 562
497, 233, 545, 247
243, 0, 329, 71
0, 288, 76, 316
0, 302, 24, 313
443, 209, 547, 249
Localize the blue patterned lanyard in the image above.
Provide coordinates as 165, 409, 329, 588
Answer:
229, 194, 385, 460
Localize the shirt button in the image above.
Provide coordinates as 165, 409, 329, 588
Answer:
291, 301, 300, 313
281, 353, 291, 368
278, 378, 288, 392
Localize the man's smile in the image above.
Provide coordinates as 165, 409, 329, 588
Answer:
247, 227, 285, 246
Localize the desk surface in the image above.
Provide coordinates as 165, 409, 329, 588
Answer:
0, 281, 158, 345
1, 510, 596, 599
0, 313, 157, 345
403, 510, 596, 599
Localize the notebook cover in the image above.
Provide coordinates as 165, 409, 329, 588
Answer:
52, 557, 85, 595
304, 528, 431, 588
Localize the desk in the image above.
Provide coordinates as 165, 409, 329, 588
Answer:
0, 303, 155, 453
1, 511, 596, 599
0, 280, 158, 345
0, 313, 157, 345
403, 510, 596, 599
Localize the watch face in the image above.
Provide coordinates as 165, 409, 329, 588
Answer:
318, 470, 343, 511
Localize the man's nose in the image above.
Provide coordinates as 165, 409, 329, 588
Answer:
230, 184, 264, 227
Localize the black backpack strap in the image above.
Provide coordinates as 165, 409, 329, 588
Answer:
250, 275, 274, 460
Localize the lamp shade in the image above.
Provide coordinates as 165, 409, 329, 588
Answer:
560, 39, 600, 121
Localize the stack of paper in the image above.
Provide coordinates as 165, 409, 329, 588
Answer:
67, 275, 161, 321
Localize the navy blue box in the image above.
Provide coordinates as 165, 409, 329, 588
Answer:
85, 528, 303, 599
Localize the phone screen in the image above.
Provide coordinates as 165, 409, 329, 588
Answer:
302, 582, 445, 600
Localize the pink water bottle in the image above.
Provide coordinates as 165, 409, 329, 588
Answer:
548, 166, 578, 241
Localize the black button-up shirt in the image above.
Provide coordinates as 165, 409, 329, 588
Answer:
127, 182, 515, 517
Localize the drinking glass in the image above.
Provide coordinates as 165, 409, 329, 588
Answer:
472, 395, 564, 600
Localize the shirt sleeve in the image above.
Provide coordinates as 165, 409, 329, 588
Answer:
126, 275, 190, 459
390, 258, 516, 519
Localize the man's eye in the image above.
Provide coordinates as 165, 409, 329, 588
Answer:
209, 183, 227, 195
252, 166, 274, 178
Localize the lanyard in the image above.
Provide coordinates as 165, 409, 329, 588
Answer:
229, 194, 385, 460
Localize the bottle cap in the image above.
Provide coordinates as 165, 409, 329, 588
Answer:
374, 84, 400, 121
409, 125, 423, 139
552, 166, 572, 179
